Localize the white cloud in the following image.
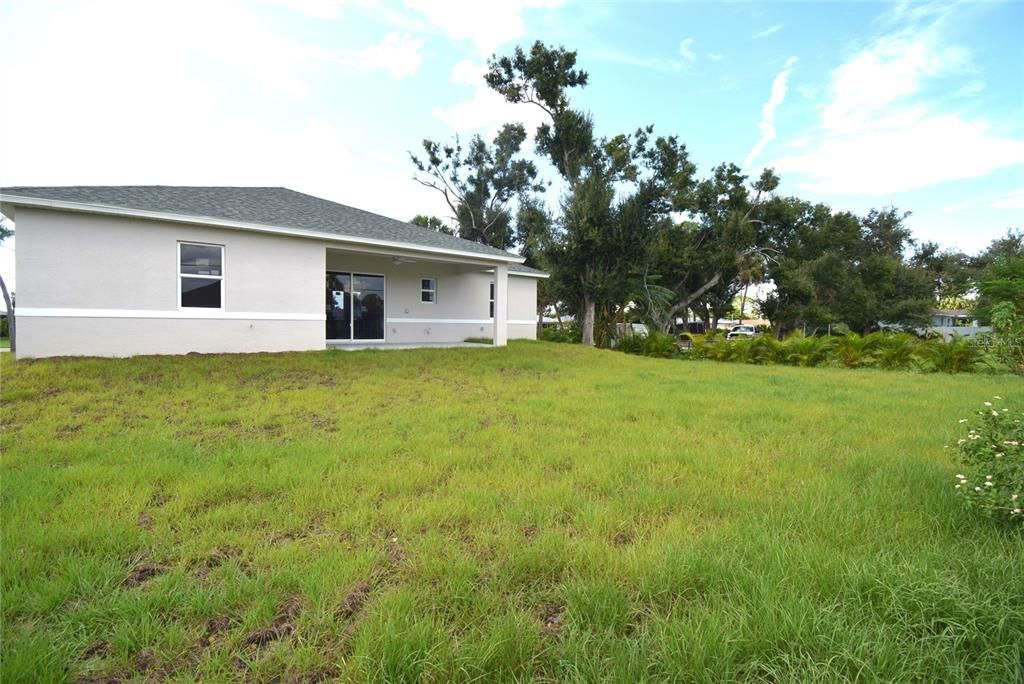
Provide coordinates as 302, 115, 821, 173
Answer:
707, 52, 724, 62
769, 30, 1024, 195
678, 37, 696, 62
953, 79, 985, 98
272, 0, 349, 20
991, 188, 1024, 210
754, 24, 784, 39
821, 35, 967, 130
590, 46, 685, 73
403, 0, 564, 57
346, 32, 424, 78
744, 57, 798, 169
940, 200, 973, 214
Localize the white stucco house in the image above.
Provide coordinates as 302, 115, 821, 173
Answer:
0, 186, 547, 359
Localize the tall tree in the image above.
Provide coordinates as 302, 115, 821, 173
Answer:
649, 164, 779, 332
410, 123, 544, 250
487, 42, 697, 345
514, 195, 556, 332
761, 203, 933, 335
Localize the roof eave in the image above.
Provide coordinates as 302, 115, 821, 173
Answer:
0, 194, 526, 265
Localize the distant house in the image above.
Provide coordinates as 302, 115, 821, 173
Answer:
0, 186, 547, 358
927, 309, 991, 341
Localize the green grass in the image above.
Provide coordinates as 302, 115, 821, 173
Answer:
2, 341, 1022, 682
0, 337, 9, 349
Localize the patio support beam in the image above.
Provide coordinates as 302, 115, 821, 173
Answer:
493, 263, 508, 347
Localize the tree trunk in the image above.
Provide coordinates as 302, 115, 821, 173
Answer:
739, 282, 749, 325
581, 297, 595, 346
0, 272, 13, 355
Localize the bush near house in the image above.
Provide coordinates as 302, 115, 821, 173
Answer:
954, 397, 1023, 526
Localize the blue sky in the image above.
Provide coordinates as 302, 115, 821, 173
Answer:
1, 0, 1021, 289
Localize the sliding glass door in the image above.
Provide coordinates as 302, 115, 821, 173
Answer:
326, 271, 385, 341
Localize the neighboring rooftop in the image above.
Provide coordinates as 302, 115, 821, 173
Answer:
0, 185, 521, 262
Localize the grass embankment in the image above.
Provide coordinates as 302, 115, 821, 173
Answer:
1, 342, 1022, 682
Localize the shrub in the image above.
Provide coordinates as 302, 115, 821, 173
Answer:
953, 397, 1023, 526
781, 332, 834, 367
833, 332, 880, 368
641, 331, 681, 358
617, 331, 680, 358
617, 333, 646, 355
747, 335, 781, 365
874, 332, 920, 370
539, 323, 581, 344
926, 336, 983, 374
989, 301, 1024, 374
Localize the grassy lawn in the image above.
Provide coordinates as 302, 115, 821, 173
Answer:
1, 342, 1022, 682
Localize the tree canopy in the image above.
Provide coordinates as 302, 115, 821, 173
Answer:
408, 41, 1019, 347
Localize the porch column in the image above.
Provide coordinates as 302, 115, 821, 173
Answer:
493, 263, 508, 347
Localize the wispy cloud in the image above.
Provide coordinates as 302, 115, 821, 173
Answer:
707, 52, 723, 62
754, 23, 784, 39
953, 79, 985, 98
770, 15, 1024, 195
403, 0, 564, 57
991, 188, 1024, 209
589, 45, 686, 73
744, 56, 798, 169
678, 37, 696, 62
940, 200, 973, 214
344, 32, 423, 78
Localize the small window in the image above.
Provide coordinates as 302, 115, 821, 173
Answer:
489, 282, 495, 318
179, 242, 223, 309
421, 278, 436, 303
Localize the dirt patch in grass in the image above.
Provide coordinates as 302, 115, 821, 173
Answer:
243, 595, 303, 647
337, 582, 372, 620
612, 529, 634, 547
193, 545, 245, 579
539, 603, 565, 637
81, 640, 110, 660
56, 423, 83, 438
74, 675, 123, 684
137, 511, 154, 531
197, 616, 232, 649
134, 649, 158, 673
148, 489, 171, 507
384, 539, 407, 565
123, 563, 163, 588
284, 665, 342, 683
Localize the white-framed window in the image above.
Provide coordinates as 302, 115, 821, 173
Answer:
178, 242, 224, 309
489, 282, 495, 318
421, 278, 436, 303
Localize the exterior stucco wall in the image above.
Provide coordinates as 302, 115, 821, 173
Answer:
17, 207, 324, 313
15, 207, 324, 357
13, 208, 540, 357
18, 318, 322, 358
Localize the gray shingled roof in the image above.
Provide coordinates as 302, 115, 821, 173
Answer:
508, 263, 547, 276
0, 185, 523, 262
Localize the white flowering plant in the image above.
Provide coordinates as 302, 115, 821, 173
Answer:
953, 396, 1023, 526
